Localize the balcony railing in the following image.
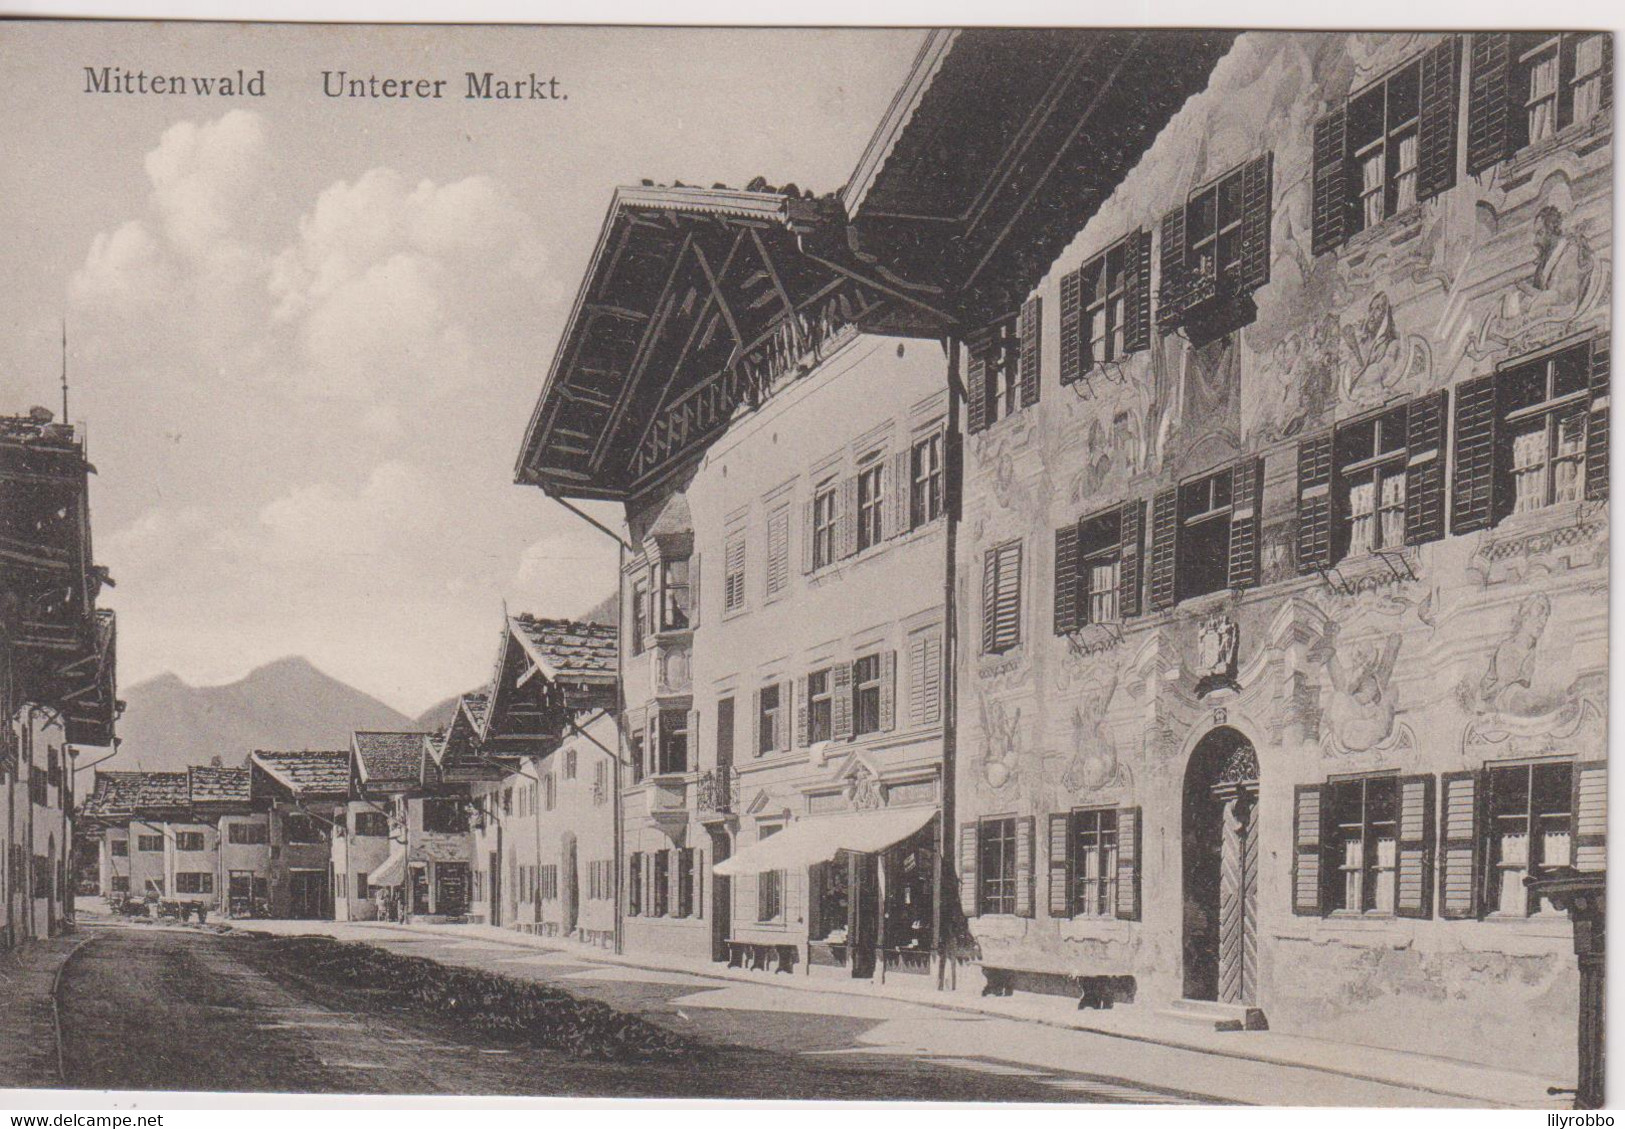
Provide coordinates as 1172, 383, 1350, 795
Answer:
695, 767, 739, 817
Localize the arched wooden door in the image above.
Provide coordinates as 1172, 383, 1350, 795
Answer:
1182, 727, 1260, 1005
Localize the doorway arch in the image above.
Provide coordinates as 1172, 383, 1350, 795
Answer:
1181, 727, 1260, 1004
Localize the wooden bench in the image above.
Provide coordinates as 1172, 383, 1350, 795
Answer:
979, 966, 1135, 1009
724, 939, 799, 974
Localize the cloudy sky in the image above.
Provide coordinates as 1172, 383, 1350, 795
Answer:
0, 21, 922, 716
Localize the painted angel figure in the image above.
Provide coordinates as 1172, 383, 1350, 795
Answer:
1323, 631, 1403, 752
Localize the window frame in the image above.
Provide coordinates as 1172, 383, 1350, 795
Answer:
1067, 807, 1120, 919
724, 528, 748, 613
852, 653, 882, 737
981, 316, 1022, 425
977, 816, 1018, 916
630, 574, 650, 655
658, 556, 691, 631
856, 455, 885, 553
1483, 759, 1575, 918
353, 810, 389, 838
756, 683, 782, 757
1082, 236, 1133, 366
656, 708, 689, 776
136, 833, 165, 853
1324, 773, 1402, 916
807, 668, 833, 744
174, 831, 206, 853
811, 478, 839, 571
910, 430, 944, 528
1176, 468, 1234, 603
1348, 57, 1424, 234
982, 540, 1024, 655
1334, 404, 1411, 561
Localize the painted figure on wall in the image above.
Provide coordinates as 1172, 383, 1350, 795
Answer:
978, 694, 1022, 792
1321, 630, 1404, 752
1061, 668, 1124, 794
1478, 204, 1603, 354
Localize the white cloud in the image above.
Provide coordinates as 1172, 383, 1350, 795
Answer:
142, 109, 270, 260
257, 460, 446, 562
510, 524, 620, 619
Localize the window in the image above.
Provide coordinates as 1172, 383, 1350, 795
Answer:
136, 834, 163, 853
1507, 346, 1590, 515
593, 760, 608, 805
110, 839, 128, 857
1069, 809, 1119, 917
544, 772, 556, 812
540, 864, 559, 901
565, 748, 577, 781
356, 872, 370, 900
656, 709, 689, 775
807, 670, 833, 743
1350, 60, 1422, 232
852, 654, 882, 737
1337, 405, 1410, 558
228, 822, 268, 845
716, 697, 735, 770
678, 847, 697, 918
422, 797, 469, 833
502, 786, 513, 816
910, 431, 943, 528
765, 504, 791, 598
631, 576, 650, 654
629, 724, 646, 785
110, 875, 129, 893
724, 530, 747, 613
176, 872, 213, 895
756, 825, 783, 922
659, 557, 691, 630
1468, 33, 1611, 174
1067, 504, 1144, 629
284, 813, 321, 843
981, 541, 1022, 654
353, 811, 388, 838
1083, 240, 1131, 366
1159, 157, 1272, 338
756, 683, 783, 756
811, 479, 838, 570
653, 850, 670, 916
856, 458, 884, 552
1485, 761, 1573, 916
1325, 775, 1400, 914
978, 817, 1017, 916
47, 748, 61, 789
175, 832, 205, 852
1177, 469, 1232, 602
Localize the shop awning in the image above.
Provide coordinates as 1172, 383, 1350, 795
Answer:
713, 807, 936, 877
370, 844, 407, 888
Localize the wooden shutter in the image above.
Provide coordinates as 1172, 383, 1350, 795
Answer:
645, 713, 657, 777
920, 630, 943, 726
982, 547, 999, 653
1058, 267, 1083, 385
1014, 815, 1036, 918
1311, 107, 1349, 256
1586, 338, 1610, 501
717, 696, 735, 767
1292, 784, 1324, 916
1466, 33, 1512, 175
959, 822, 979, 918
1601, 34, 1615, 111
838, 475, 859, 559
879, 652, 897, 732
801, 498, 816, 574
831, 662, 853, 741
1019, 295, 1043, 407
1395, 774, 1435, 919
1115, 806, 1142, 921
1053, 522, 1080, 635
766, 507, 789, 595
1296, 431, 1335, 574
688, 709, 702, 772
1156, 205, 1188, 333
1047, 813, 1072, 918
690, 552, 701, 627
889, 449, 911, 536
1572, 760, 1607, 872
794, 676, 809, 747
1417, 37, 1461, 202
1147, 487, 1178, 611
907, 634, 927, 727
751, 688, 763, 758
966, 338, 991, 433
1239, 153, 1273, 293
1450, 373, 1500, 534
1405, 390, 1449, 545
996, 543, 1022, 651
1438, 770, 1481, 919
1227, 456, 1264, 590
775, 683, 791, 753
725, 532, 747, 609
1118, 499, 1145, 619
1124, 228, 1153, 354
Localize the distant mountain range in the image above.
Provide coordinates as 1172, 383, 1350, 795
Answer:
107, 657, 422, 774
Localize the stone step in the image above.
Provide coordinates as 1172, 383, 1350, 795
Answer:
1158, 997, 1269, 1032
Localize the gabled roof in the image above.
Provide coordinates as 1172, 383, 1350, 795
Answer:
79, 770, 146, 821
135, 771, 190, 811
509, 616, 617, 684
249, 749, 351, 799
353, 731, 428, 787
188, 765, 250, 805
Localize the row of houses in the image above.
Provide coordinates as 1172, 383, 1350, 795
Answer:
2, 408, 119, 949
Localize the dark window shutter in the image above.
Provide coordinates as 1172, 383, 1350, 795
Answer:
793, 677, 808, 747
718, 697, 735, 766
1466, 33, 1513, 175
1297, 431, 1334, 573
1124, 228, 1153, 354
1311, 107, 1349, 256
1601, 35, 1615, 111
1239, 153, 1273, 293
801, 498, 816, 574
1118, 499, 1146, 619
1019, 295, 1043, 407
1292, 784, 1324, 916
1047, 812, 1072, 918
1417, 37, 1461, 202
983, 547, 999, 652
1405, 389, 1450, 545
1053, 522, 1080, 635
1572, 760, 1607, 872
831, 662, 853, 741
1395, 774, 1436, 919
1438, 770, 1482, 919
1115, 806, 1142, 921
1586, 338, 1610, 501
1014, 816, 1036, 918
1227, 456, 1264, 590
1059, 267, 1083, 386
959, 822, 980, 918
1147, 487, 1179, 611
1450, 372, 1500, 534
1156, 206, 1188, 335
966, 339, 990, 433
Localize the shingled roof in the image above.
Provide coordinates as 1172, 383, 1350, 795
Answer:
188, 765, 250, 805
249, 750, 351, 799
136, 772, 191, 810
80, 770, 146, 821
509, 616, 617, 685
353, 731, 428, 786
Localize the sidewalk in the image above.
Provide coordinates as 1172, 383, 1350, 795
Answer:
0, 931, 93, 1088
242, 917, 1564, 1108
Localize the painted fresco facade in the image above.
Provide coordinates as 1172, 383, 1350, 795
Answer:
951, 30, 1610, 1077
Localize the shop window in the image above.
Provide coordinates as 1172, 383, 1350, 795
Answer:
110, 840, 128, 857
1452, 338, 1609, 534
977, 817, 1017, 916
810, 859, 849, 941
856, 457, 885, 552
1467, 33, 1613, 173
810, 478, 838, 571
910, 431, 944, 528
136, 834, 164, 853
656, 709, 689, 775
630, 575, 650, 655
1315, 40, 1458, 254
659, 557, 691, 630
765, 503, 791, 598
174, 832, 205, 852
678, 847, 697, 918
724, 530, 747, 613
981, 540, 1022, 654
757, 825, 784, 922
806, 670, 833, 744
